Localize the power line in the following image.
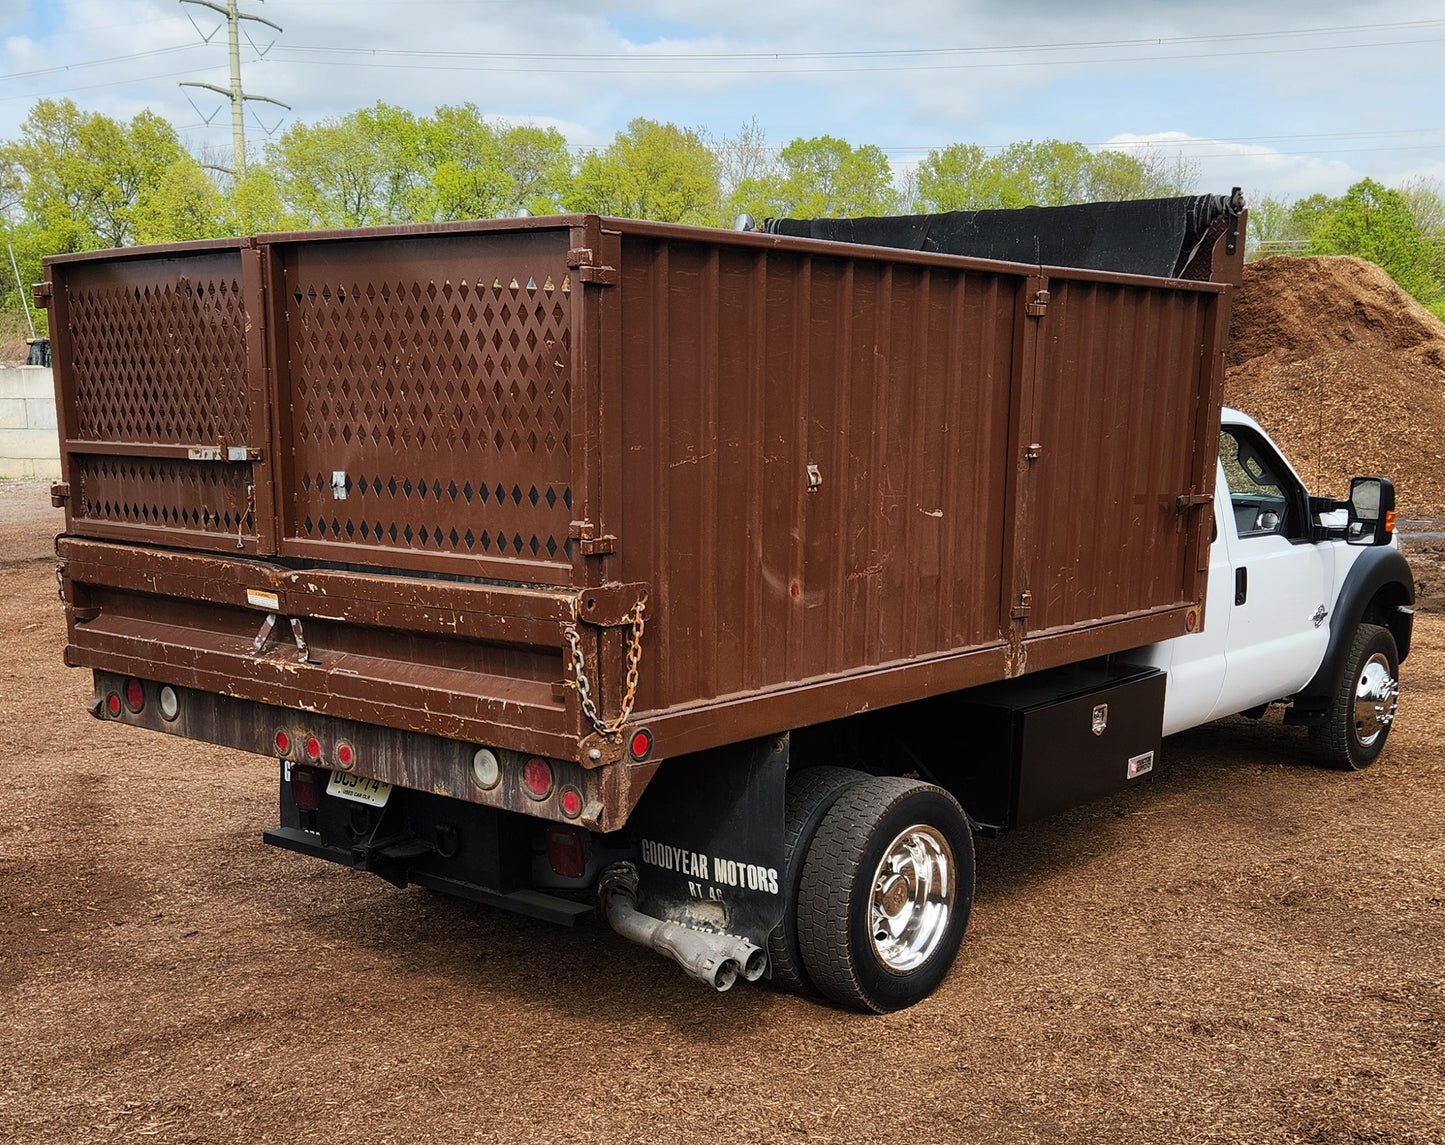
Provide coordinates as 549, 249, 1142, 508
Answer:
268, 32, 1445, 75
2, 44, 200, 81
283, 17, 1445, 63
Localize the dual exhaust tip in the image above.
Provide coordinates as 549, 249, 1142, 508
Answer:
600, 862, 767, 992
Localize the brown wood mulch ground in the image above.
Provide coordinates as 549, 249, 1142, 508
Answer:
2, 481, 1444, 1143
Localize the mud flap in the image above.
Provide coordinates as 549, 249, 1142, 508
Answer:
628, 735, 788, 948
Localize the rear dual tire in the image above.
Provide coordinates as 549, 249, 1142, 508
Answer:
796, 777, 974, 1013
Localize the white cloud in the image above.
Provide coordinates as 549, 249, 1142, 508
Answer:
0, 0, 1440, 201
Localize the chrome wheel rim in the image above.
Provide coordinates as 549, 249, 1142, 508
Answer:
868, 825, 954, 974
1352, 652, 1399, 748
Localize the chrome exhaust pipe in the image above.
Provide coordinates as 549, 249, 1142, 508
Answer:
599, 862, 767, 992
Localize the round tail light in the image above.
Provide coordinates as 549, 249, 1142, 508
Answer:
522, 757, 554, 800
471, 748, 501, 790
124, 678, 145, 713
559, 786, 583, 819
305, 736, 322, 762
274, 730, 292, 756
629, 729, 653, 761
105, 693, 122, 717
335, 741, 356, 770
158, 685, 180, 721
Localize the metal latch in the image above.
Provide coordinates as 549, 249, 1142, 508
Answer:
1025, 289, 1049, 317
187, 446, 263, 462
566, 247, 617, 286
1010, 590, 1033, 619
570, 519, 617, 557
32, 281, 52, 308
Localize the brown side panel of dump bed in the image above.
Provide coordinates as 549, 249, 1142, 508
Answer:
1019, 276, 1218, 645
599, 224, 1225, 755
610, 233, 1020, 718
46, 241, 275, 554
268, 230, 580, 584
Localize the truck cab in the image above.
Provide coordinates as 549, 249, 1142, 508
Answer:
1144, 408, 1412, 764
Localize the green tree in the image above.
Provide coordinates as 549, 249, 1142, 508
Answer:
758, 135, 900, 218
913, 143, 990, 212
131, 157, 225, 244
420, 105, 571, 220
717, 117, 780, 223
1309, 178, 1442, 304
223, 164, 295, 234
0, 98, 186, 251
565, 118, 719, 223
914, 139, 1197, 213
268, 101, 425, 227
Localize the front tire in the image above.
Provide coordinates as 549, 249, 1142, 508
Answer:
1310, 623, 1400, 771
797, 777, 974, 1013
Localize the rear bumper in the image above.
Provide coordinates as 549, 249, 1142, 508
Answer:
89, 669, 660, 833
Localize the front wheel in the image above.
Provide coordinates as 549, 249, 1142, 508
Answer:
1309, 623, 1400, 771
797, 777, 974, 1013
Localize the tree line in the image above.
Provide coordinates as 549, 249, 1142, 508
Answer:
3, 97, 1443, 336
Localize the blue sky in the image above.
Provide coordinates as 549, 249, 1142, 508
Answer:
3, 0, 1444, 202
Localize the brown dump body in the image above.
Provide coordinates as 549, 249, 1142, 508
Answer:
43, 215, 1233, 825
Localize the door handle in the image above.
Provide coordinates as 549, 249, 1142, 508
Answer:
1234, 567, 1248, 606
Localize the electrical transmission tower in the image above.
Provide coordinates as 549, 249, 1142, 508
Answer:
179, 0, 289, 173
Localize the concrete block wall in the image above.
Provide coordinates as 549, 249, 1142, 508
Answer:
0, 366, 59, 479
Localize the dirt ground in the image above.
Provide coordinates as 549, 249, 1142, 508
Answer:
2, 480, 1444, 1145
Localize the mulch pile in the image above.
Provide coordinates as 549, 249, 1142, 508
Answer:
1226, 255, 1445, 517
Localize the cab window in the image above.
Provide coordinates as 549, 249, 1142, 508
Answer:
1219, 426, 1304, 540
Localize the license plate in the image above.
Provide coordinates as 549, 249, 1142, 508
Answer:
326, 770, 392, 807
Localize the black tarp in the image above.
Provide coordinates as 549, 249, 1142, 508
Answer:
764, 194, 1237, 279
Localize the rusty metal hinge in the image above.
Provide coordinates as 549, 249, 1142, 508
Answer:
1010, 590, 1033, 619
50, 482, 70, 507
566, 247, 618, 285
32, 281, 52, 308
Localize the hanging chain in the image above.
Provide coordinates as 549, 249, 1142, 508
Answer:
564, 597, 647, 739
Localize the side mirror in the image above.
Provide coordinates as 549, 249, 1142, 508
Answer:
1346, 476, 1396, 546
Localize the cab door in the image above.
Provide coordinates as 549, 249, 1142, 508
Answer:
1207, 422, 1334, 719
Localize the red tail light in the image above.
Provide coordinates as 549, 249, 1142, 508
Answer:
522, 757, 553, 799
124, 678, 145, 713
547, 825, 587, 879
291, 765, 321, 811
274, 730, 291, 756
105, 693, 122, 717
629, 729, 653, 761
305, 736, 322, 761
559, 786, 583, 819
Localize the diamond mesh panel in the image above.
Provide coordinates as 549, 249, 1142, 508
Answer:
73, 456, 253, 536
285, 240, 575, 573
65, 257, 249, 445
